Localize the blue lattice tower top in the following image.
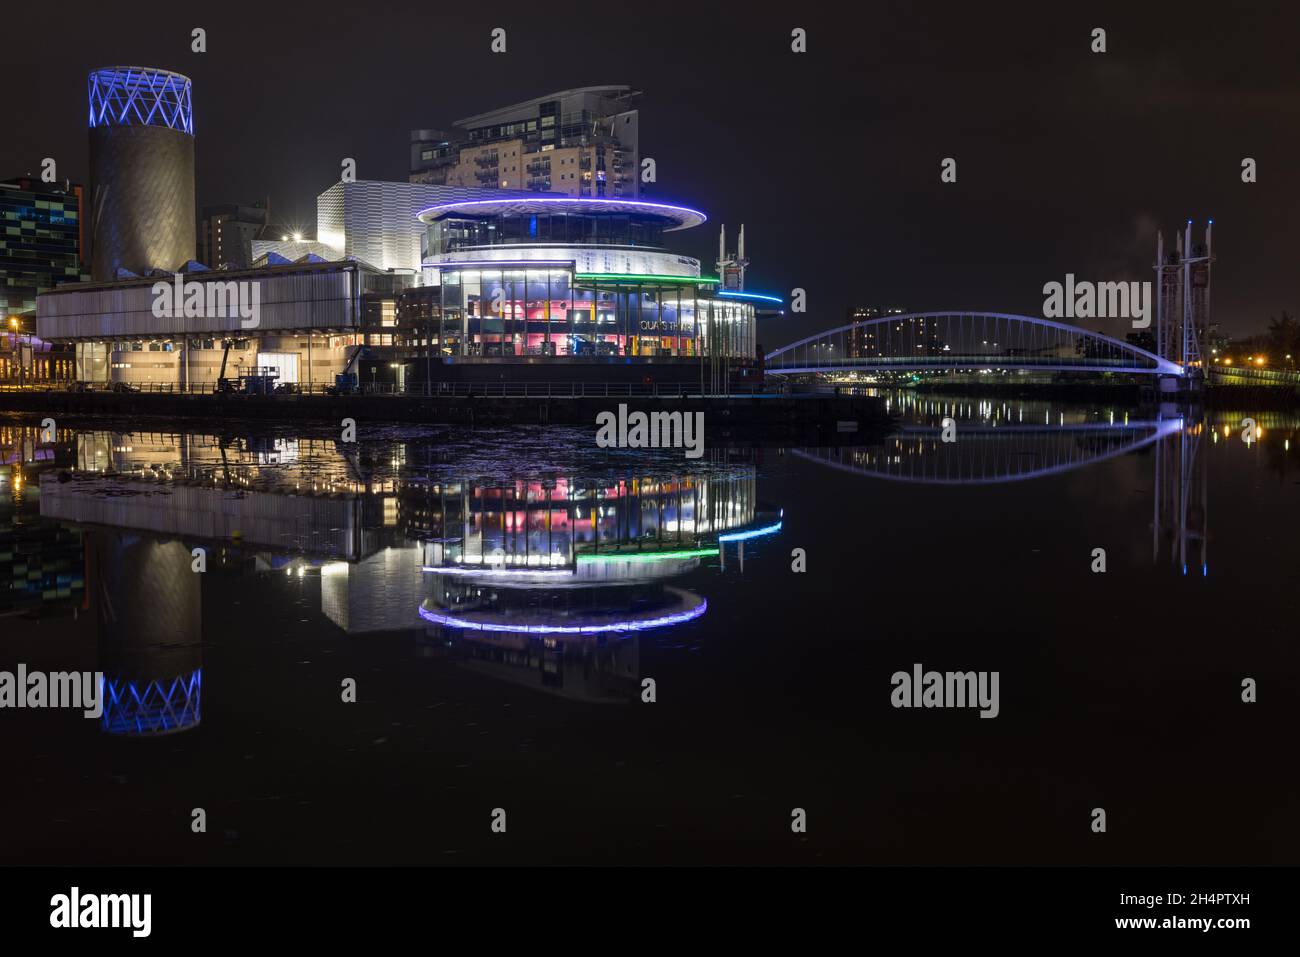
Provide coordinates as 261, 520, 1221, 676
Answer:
88, 66, 194, 136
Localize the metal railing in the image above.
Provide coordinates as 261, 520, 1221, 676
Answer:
1209, 365, 1300, 386
13, 380, 785, 399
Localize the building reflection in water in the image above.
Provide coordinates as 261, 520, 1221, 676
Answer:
23, 427, 782, 707
415, 468, 779, 702
0, 423, 85, 618
21, 405, 1281, 712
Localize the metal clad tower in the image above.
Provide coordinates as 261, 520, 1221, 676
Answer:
88, 66, 195, 281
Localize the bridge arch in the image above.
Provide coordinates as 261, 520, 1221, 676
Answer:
791, 418, 1184, 485
765, 312, 1183, 376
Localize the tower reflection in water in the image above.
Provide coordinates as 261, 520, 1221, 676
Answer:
17, 404, 1251, 721
25, 426, 782, 711
92, 534, 203, 736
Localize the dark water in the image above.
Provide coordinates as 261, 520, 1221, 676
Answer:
2, 395, 1297, 865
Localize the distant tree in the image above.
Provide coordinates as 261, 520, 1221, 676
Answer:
1266, 311, 1299, 366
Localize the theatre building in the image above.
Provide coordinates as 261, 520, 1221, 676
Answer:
402, 196, 768, 389
35, 196, 774, 392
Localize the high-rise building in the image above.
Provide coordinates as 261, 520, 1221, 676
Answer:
199, 201, 270, 270
410, 86, 640, 198
88, 66, 196, 280
845, 307, 943, 358
0, 175, 88, 316
1, 176, 85, 383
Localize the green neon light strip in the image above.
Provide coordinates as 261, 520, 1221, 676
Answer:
577, 547, 718, 563
573, 273, 721, 285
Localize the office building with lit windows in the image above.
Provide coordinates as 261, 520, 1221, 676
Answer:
199, 202, 270, 270
1, 176, 88, 316
1, 175, 85, 383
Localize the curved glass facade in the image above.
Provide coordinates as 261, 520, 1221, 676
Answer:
426, 212, 671, 255
420, 266, 752, 358
416, 201, 759, 366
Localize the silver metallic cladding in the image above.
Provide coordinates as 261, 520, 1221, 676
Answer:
36, 270, 360, 340
89, 124, 196, 281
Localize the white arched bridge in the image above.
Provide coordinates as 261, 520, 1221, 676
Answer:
765, 312, 1185, 377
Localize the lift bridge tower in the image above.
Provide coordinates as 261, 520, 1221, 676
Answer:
1154, 221, 1213, 387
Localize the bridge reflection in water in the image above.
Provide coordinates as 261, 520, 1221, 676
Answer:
794, 405, 1209, 574
795, 417, 1184, 485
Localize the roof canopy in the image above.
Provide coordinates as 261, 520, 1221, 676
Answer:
416, 197, 706, 232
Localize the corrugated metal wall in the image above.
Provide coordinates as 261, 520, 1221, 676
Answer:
37, 269, 360, 340
40, 477, 362, 560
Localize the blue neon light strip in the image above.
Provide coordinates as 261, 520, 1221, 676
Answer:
717, 290, 784, 305
718, 521, 783, 543
418, 600, 707, 634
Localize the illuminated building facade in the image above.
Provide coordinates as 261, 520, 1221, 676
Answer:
1, 176, 88, 316
87, 66, 196, 281
409, 196, 770, 386
1, 176, 85, 383
36, 257, 411, 388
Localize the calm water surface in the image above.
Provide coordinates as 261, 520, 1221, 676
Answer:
2, 394, 1297, 864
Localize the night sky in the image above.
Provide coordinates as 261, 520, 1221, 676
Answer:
13, 0, 1299, 346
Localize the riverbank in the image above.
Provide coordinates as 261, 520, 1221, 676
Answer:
908, 380, 1145, 403
907, 379, 1300, 408
0, 389, 893, 443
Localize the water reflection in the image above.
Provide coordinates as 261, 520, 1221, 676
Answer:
417, 471, 778, 701
3, 400, 1297, 720
3, 422, 782, 710
92, 534, 203, 735
797, 392, 1300, 575
796, 418, 1183, 484
4, 402, 1298, 864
